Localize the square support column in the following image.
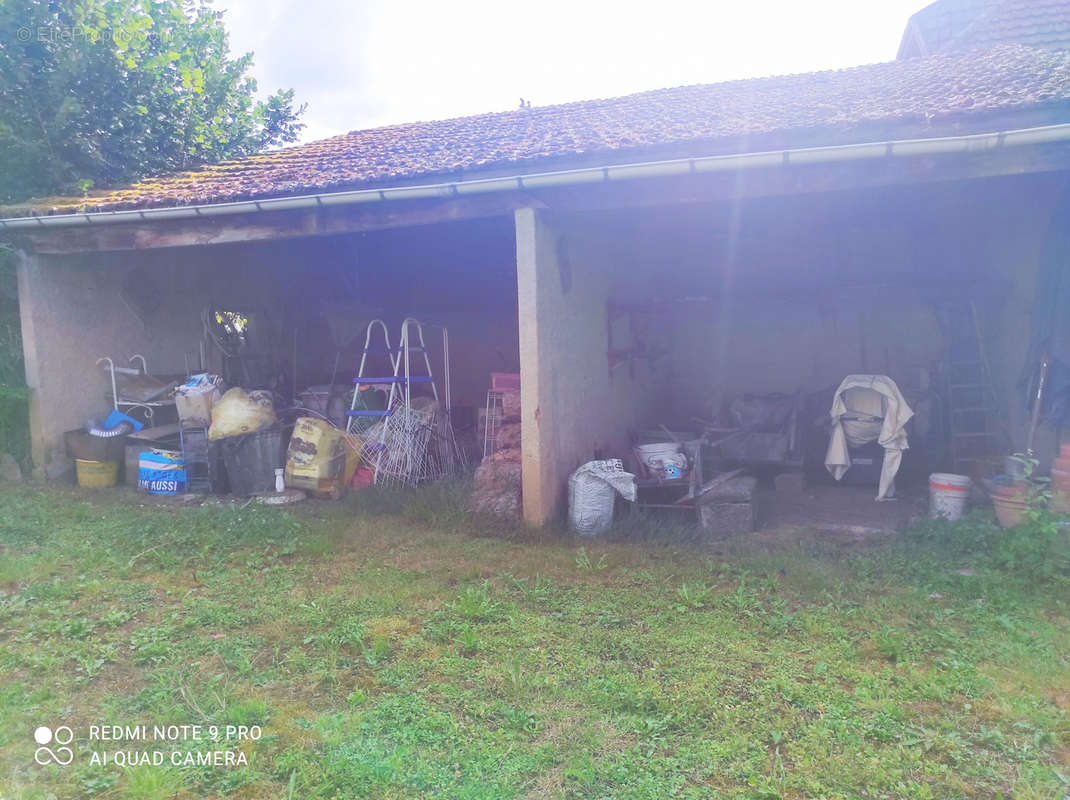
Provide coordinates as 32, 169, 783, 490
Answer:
515, 207, 660, 525
515, 208, 561, 525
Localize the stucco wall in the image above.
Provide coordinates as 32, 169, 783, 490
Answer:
183, 225, 519, 411
669, 288, 945, 417
17, 248, 204, 474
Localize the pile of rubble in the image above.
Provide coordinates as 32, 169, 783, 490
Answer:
468, 388, 522, 518
469, 445, 521, 518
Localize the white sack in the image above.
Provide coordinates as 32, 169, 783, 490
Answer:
568, 459, 637, 535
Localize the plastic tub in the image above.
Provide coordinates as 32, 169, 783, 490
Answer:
221, 425, 290, 496
929, 472, 971, 520
65, 429, 126, 462
76, 459, 119, 488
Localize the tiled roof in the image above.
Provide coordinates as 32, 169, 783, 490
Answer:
14, 44, 1070, 216
949, 0, 1070, 51
898, 0, 990, 58
898, 0, 1070, 58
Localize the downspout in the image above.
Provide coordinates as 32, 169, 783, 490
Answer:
1, 122, 1069, 230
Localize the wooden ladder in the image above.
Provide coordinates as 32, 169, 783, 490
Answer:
944, 300, 1006, 476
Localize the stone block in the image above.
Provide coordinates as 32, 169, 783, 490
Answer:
697, 501, 755, 536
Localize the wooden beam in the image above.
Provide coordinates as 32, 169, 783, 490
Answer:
12, 192, 543, 254
527, 142, 1070, 214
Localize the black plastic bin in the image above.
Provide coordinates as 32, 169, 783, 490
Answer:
219, 425, 291, 496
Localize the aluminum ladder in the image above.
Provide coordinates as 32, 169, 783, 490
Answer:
346, 318, 442, 483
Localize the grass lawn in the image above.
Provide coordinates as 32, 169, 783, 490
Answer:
0, 482, 1068, 799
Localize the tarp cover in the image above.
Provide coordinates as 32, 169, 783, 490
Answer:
824, 375, 913, 500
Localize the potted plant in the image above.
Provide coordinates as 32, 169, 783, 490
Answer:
992, 455, 1049, 528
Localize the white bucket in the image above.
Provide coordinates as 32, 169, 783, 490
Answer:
929, 472, 971, 520
635, 442, 685, 477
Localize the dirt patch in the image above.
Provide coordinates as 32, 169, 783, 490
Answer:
366, 616, 420, 640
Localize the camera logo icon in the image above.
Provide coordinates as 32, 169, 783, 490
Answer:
34, 726, 74, 765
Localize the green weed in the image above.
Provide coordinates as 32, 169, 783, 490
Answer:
451, 582, 501, 622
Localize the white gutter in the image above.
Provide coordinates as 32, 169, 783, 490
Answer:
2, 122, 1069, 231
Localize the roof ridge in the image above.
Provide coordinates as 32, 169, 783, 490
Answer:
321, 41, 1048, 139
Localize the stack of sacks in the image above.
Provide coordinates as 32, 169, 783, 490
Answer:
208, 388, 276, 439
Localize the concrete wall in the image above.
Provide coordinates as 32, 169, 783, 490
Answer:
669, 288, 945, 417
517, 208, 663, 524
17, 248, 204, 475
980, 175, 1070, 469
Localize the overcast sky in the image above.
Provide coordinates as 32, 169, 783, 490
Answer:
214, 0, 932, 144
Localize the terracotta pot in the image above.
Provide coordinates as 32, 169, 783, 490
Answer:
1050, 468, 1070, 513
992, 483, 1030, 528
993, 496, 1030, 528
1052, 456, 1070, 473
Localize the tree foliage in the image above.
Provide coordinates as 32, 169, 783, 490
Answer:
0, 0, 305, 204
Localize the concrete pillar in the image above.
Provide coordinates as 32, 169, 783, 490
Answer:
516, 208, 560, 525
516, 207, 661, 525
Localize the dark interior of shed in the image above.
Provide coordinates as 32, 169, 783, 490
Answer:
93, 172, 1058, 531
573, 177, 1035, 530
185, 215, 520, 452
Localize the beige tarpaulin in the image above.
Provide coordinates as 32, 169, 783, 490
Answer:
824, 375, 913, 500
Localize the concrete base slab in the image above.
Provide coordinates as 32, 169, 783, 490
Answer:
774, 471, 806, 495
760, 484, 923, 536
698, 501, 755, 537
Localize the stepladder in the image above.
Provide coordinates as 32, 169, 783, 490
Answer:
346, 318, 462, 485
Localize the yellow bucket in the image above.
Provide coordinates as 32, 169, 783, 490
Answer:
76, 459, 119, 488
